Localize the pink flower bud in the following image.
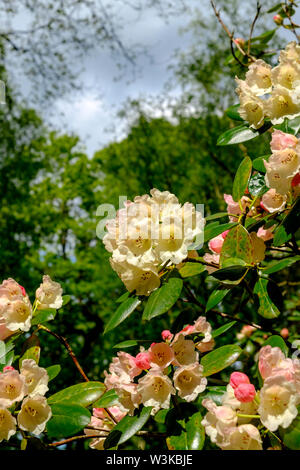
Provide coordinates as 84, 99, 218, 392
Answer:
208, 235, 224, 254
161, 330, 173, 341
273, 14, 283, 25
234, 38, 245, 48
230, 372, 250, 389
234, 383, 256, 403
3, 366, 15, 372
181, 324, 195, 335
135, 352, 151, 370
280, 328, 289, 339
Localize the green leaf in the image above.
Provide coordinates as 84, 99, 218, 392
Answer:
104, 406, 152, 448
225, 104, 244, 121
263, 256, 300, 274
232, 156, 252, 202
273, 198, 300, 246
31, 308, 57, 325
46, 365, 61, 382
210, 265, 248, 284
248, 172, 268, 197
253, 278, 281, 319
143, 278, 183, 321
113, 340, 138, 349
116, 292, 130, 303
204, 222, 237, 243
62, 295, 71, 307
274, 116, 300, 135
19, 346, 40, 368
280, 408, 300, 450
263, 335, 288, 356
48, 381, 106, 407
46, 403, 91, 439
201, 344, 242, 377
179, 262, 206, 278
199, 386, 227, 406
220, 224, 253, 267
267, 4, 283, 13
167, 412, 205, 450
93, 389, 119, 408
206, 288, 230, 312
212, 321, 237, 339
252, 155, 270, 173
251, 29, 276, 43
104, 297, 141, 333
206, 212, 229, 221
217, 124, 260, 146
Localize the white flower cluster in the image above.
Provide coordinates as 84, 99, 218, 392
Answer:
0, 276, 64, 341
103, 189, 205, 296
236, 42, 300, 128
0, 361, 51, 442
202, 346, 300, 450
102, 316, 212, 421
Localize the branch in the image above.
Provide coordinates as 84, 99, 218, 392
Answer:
284, 0, 300, 43
248, 2, 261, 56
49, 431, 168, 448
210, 0, 256, 64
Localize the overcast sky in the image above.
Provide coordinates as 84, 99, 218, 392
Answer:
10, 1, 300, 157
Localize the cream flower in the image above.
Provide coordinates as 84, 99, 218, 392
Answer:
266, 86, 300, 125
258, 374, 299, 432
0, 408, 16, 442
137, 369, 175, 414
258, 346, 287, 380
236, 80, 265, 128
36, 275, 63, 310
149, 342, 174, 370
272, 61, 300, 91
84, 415, 111, 450
173, 363, 207, 401
270, 130, 298, 151
1, 299, 32, 332
110, 258, 160, 296
220, 424, 262, 451
266, 148, 300, 181
107, 352, 142, 384
18, 394, 52, 435
244, 59, 272, 96
0, 318, 13, 341
0, 369, 27, 408
279, 41, 300, 65
171, 334, 198, 366
261, 189, 287, 212
114, 383, 141, 416
20, 359, 49, 396
201, 398, 237, 446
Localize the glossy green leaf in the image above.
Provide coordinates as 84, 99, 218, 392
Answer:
46, 365, 61, 382
210, 265, 248, 284
167, 412, 205, 450
217, 124, 260, 146
204, 222, 237, 243
226, 104, 243, 121
263, 335, 288, 356
179, 262, 206, 278
220, 224, 253, 267
104, 406, 152, 448
46, 403, 91, 439
143, 278, 183, 321
201, 344, 242, 376
206, 212, 229, 221
113, 340, 138, 349
62, 295, 71, 307
248, 172, 268, 197
116, 292, 130, 304
252, 155, 270, 173
254, 278, 281, 319
212, 321, 237, 338
31, 309, 57, 326
93, 389, 119, 408
232, 156, 252, 202
251, 29, 276, 43
206, 288, 230, 312
263, 256, 300, 274
273, 198, 300, 246
105, 297, 141, 333
48, 381, 106, 407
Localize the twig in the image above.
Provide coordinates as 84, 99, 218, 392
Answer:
248, 2, 261, 56
49, 431, 168, 448
38, 325, 89, 382
184, 286, 283, 338
284, 0, 300, 43
210, 0, 256, 64
38, 324, 118, 425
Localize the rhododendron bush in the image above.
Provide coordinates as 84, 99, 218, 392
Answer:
0, 1, 300, 452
